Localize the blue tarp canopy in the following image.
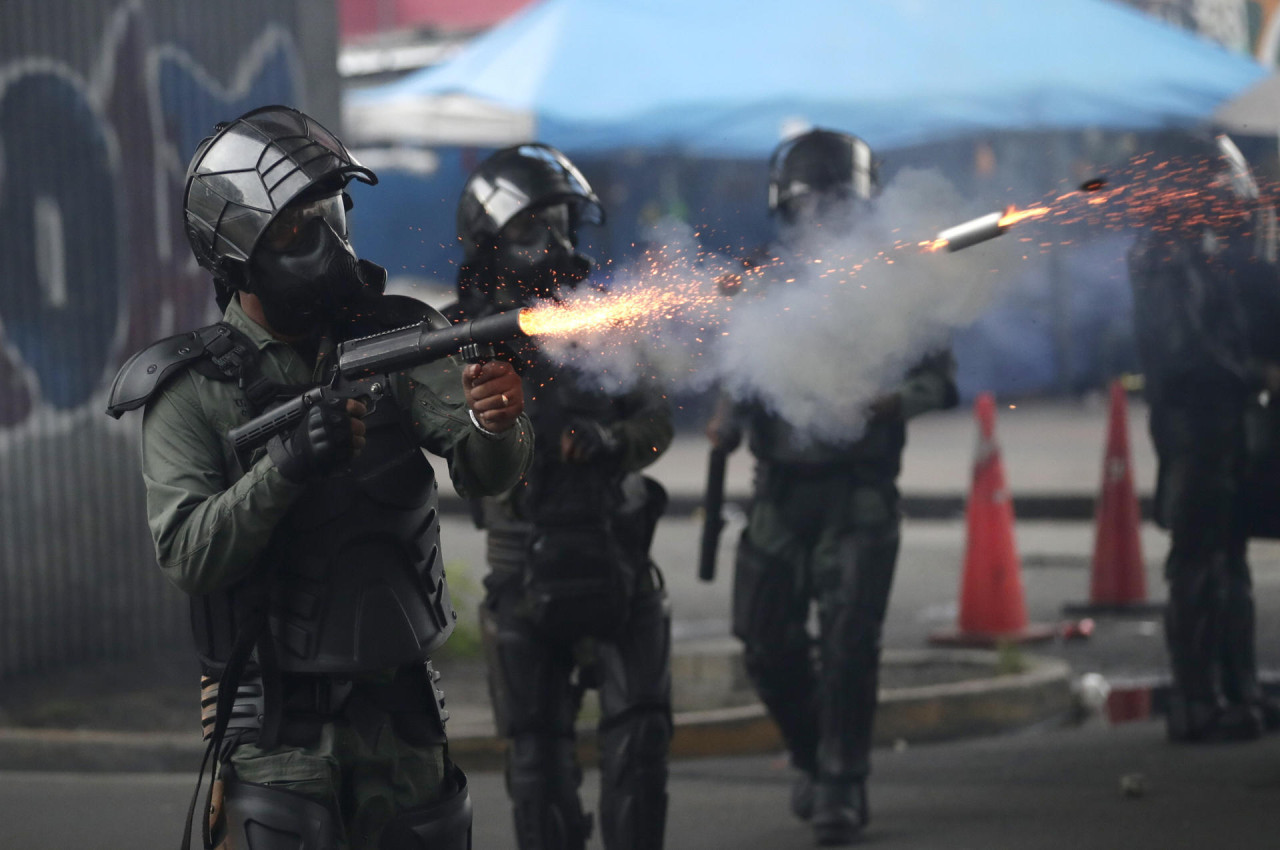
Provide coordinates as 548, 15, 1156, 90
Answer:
347, 0, 1267, 155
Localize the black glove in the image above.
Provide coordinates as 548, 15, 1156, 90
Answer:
708, 421, 742, 453
266, 397, 354, 483
562, 417, 622, 464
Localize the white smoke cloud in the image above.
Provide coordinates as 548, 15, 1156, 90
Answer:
540, 167, 1026, 443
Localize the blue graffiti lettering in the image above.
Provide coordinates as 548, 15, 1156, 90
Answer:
0, 8, 300, 422
157, 41, 297, 162
0, 74, 120, 409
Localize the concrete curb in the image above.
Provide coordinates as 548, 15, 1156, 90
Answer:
0, 648, 1073, 774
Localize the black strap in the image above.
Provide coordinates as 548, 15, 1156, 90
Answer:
192, 322, 311, 417
181, 605, 266, 850
255, 626, 284, 752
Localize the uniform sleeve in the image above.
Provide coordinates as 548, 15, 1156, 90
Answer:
141, 374, 302, 596
401, 358, 534, 498
612, 381, 675, 472
897, 348, 960, 420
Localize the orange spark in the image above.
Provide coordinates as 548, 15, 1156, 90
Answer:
517, 284, 721, 339
997, 205, 1051, 228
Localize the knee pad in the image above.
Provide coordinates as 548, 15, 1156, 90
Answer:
599, 710, 671, 783
598, 711, 670, 850
732, 540, 810, 672
221, 781, 339, 850
485, 612, 579, 740
506, 736, 591, 850
379, 769, 472, 850
507, 734, 582, 803
731, 534, 777, 641
742, 625, 812, 700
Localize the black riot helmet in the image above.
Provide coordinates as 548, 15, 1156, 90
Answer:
1148, 132, 1274, 261
456, 143, 605, 307
183, 105, 378, 305
768, 128, 877, 223
1208, 133, 1276, 263
457, 143, 604, 263
1209, 133, 1260, 206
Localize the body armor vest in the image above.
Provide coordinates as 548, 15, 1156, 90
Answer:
516, 353, 627, 526
191, 394, 453, 674
184, 301, 456, 675
486, 350, 639, 640
483, 350, 628, 567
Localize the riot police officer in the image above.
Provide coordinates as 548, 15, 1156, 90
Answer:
708, 128, 958, 846
107, 105, 532, 849
1128, 133, 1280, 743
447, 143, 675, 850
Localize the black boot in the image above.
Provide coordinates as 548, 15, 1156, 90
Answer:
790, 771, 815, 822
811, 781, 867, 846
1166, 694, 1263, 743
597, 712, 670, 850
507, 736, 592, 850
1219, 573, 1279, 732
1253, 697, 1280, 732
1163, 563, 1240, 743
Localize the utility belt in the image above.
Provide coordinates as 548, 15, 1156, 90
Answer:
756, 458, 894, 484
754, 462, 900, 533
524, 520, 637, 642
201, 661, 449, 749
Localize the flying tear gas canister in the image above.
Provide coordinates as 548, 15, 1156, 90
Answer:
936, 211, 1006, 252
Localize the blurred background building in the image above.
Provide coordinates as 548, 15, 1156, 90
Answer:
334, 0, 1279, 400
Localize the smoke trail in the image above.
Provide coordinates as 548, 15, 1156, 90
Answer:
540, 167, 1027, 443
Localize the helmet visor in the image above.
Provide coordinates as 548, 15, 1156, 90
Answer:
261, 193, 348, 254
498, 203, 574, 268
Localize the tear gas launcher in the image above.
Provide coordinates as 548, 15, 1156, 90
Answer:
227, 309, 530, 465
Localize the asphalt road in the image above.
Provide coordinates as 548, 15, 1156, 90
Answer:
12, 492, 1280, 847
6, 718, 1280, 850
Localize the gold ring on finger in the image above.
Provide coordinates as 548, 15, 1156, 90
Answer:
501, 393, 509, 406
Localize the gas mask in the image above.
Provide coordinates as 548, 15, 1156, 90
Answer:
778, 185, 869, 233
491, 203, 593, 304
247, 192, 386, 336
776, 188, 876, 254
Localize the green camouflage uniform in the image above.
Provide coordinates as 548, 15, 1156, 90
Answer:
141, 297, 532, 848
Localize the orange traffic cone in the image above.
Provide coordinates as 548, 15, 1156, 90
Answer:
931, 392, 1054, 646
1064, 380, 1161, 615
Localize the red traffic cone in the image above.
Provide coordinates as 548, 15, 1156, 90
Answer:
1064, 380, 1161, 615
931, 393, 1054, 646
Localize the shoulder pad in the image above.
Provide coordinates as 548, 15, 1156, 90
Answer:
394, 296, 451, 331
105, 325, 227, 418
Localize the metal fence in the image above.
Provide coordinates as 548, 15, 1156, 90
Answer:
0, 0, 339, 680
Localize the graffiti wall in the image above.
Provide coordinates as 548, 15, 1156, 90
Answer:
0, 0, 338, 678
